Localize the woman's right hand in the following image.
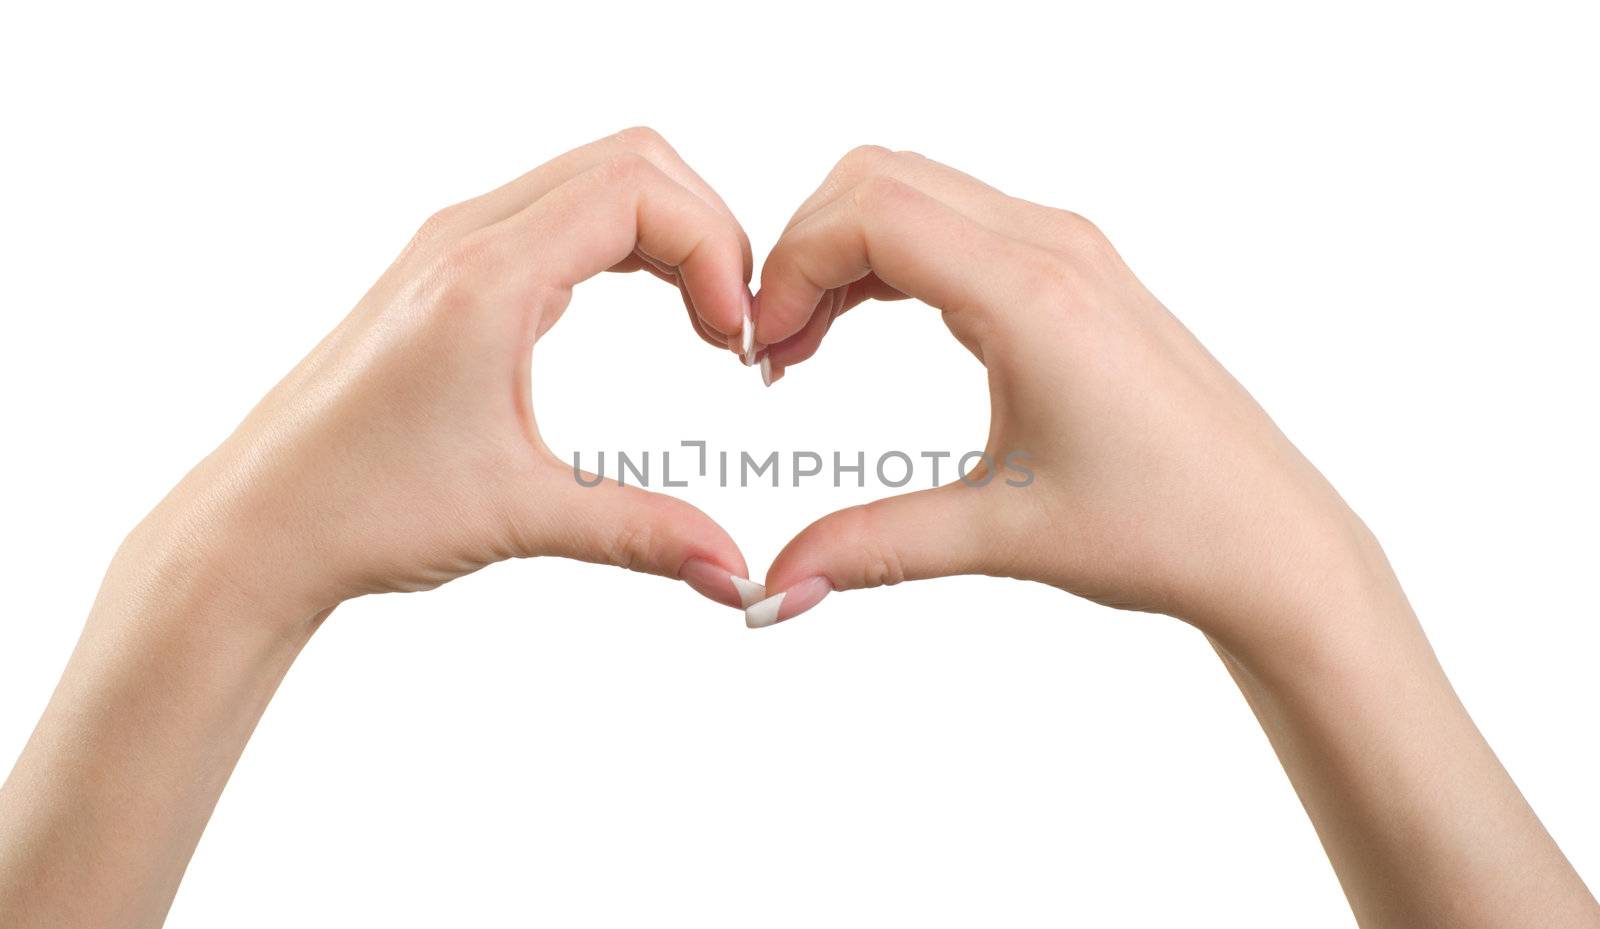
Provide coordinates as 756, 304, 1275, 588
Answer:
121, 127, 759, 631
747, 146, 1399, 654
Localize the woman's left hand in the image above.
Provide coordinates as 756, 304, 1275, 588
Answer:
127, 127, 758, 627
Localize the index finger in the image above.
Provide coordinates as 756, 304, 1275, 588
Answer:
754, 176, 1057, 352
463, 153, 750, 340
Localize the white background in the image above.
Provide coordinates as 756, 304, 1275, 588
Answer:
2, 2, 1596, 926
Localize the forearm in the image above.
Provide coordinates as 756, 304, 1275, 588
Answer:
1211, 558, 1599, 928
0, 527, 322, 929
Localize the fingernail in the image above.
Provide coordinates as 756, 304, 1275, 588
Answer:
731, 576, 767, 609
739, 293, 756, 364
759, 354, 783, 387
744, 576, 831, 628
679, 558, 754, 610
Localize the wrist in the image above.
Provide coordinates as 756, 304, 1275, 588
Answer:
105, 503, 331, 650
1204, 509, 1420, 684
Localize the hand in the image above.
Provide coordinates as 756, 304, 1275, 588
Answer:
0, 128, 765, 929
741, 147, 1600, 929
747, 145, 1392, 652
127, 127, 758, 624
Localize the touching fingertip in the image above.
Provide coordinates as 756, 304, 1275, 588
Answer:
745, 592, 785, 628
731, 576, 767, 609
760, 354, 784, 387
740, 292, 754, 354
740, 293, 759, 365
744, 576, 831, 628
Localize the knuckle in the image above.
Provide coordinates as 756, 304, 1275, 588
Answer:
597, 150, 655, 186
423, 232, 503, 308
837, 144, 894, 177
1015, 247, 1080, 303
1047, 207, 1105, 244
614, 125, 673, 160
606, 519, 656, 572
850, 173, 915, 214
1044, 206, 1092, 234
854, 502, 908, 588
810, 146, 897, 209
412, 202, 469, 246
1042, 207, 1115, 263
439, 229, 496, 276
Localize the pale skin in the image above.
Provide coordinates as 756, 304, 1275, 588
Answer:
0, 130, 1593, 928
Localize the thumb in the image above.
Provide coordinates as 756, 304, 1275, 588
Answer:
751, 482, 999, 629
536, 473, 755, 610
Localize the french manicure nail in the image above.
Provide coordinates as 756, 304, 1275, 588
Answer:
760, 354, 783, 387
731, 576, 767, 609
744, 576, 831, 628
740, 297, 755, 363
745, 592, 785, 628
679, 558, 753, 610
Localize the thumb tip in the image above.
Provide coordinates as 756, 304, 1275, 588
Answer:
744, 576, 832, 629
